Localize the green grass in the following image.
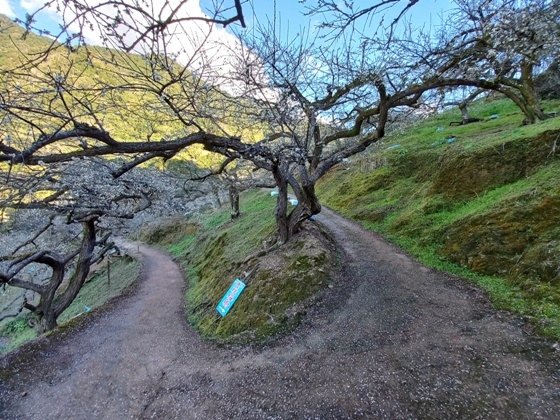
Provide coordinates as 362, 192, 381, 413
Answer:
376, 98, 560, 155
0, 256, 140, 354
429, 162, 560, 226
318, 98, 560, 339
57, 256, 140, 323
0, 316, 37, 353
188, 189, 279, 260
144, 190, 333, 343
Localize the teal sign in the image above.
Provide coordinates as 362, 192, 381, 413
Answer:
216, 279, 246, 317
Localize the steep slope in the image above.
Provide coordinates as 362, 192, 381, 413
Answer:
317, 98, 560, 338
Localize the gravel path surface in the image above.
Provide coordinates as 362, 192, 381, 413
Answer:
1, 208, 559, 419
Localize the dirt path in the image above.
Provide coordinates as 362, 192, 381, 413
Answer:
1, 209, 559, 419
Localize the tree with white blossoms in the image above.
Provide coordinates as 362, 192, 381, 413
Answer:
433, 0, 559, 124
308, 0, 560, 124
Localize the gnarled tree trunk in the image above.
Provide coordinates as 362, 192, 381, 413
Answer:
32, 257, 64, 333
519, 61, 548, 125
272, 164, 322, 243
495, 61, 548, 125
14, 218, 98, 333
50, 218, 97, 325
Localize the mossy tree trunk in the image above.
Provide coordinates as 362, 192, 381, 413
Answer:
273, 164, 322, 244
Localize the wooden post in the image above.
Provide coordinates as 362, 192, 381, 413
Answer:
107, 257, 111, 287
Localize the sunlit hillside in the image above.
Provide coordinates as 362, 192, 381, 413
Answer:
0, 14, 264, 169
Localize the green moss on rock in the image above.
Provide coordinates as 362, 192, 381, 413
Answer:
187, 226, 333, 343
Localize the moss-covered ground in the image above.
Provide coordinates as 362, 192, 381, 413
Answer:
0, 257, 140, 354
142, 190, 335, 343
317, 98, 560, 339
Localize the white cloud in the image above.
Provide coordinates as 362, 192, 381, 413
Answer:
0, 0, 15, 18
19, 0, 43, 11
18, 0, 246, 89
149, 0, 243, 85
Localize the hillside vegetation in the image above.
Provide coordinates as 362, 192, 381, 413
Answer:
141, 190, 336, 343
318, 98, 560, 338
0, 14, 263, 168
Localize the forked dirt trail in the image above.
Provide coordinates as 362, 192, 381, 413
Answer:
1, 209, 559, 419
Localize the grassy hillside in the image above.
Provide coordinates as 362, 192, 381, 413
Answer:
142, 190, 335, 343
0, 15, 178, 141
0, 14, 264, 169
317, 98, 560, 338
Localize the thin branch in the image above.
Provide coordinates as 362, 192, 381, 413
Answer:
11, 215, 56, 255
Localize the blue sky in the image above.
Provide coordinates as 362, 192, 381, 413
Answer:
3, 0, 67, 35
2, 0, 454, 41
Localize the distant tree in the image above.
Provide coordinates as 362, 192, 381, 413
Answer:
445, 89, 486, 125
186, 158, 275, 220
411, 0, 560, 124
